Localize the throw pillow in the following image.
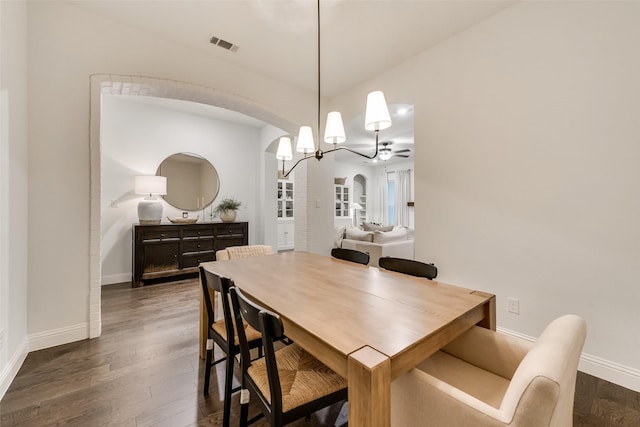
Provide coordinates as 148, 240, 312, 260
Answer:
345, 227, 374, 242
362, 222, 394, 232
373, 228, 408, 244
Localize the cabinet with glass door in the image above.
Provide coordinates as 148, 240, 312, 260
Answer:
277, 180, 294, 251
277, 180, 294, 219
334, 185, 350, 218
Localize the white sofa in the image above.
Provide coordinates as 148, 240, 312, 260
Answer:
335, 225, 414, 267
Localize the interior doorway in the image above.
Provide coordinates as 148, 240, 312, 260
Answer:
88, 74, 295, 338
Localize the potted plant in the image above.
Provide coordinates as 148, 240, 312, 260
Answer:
213, 197, 242, 223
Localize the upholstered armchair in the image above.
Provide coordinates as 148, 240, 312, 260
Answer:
391, 314, 586, 427
215, 244, 273, 260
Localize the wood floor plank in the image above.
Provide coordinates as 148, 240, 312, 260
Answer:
1, 278, 637, 427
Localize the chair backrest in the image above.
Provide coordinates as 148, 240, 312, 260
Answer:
229, 285, 286, 413
379, 257, 438, 279
216, 245, 273, 261
331, 247, 370, 265
501, 314, 587, 426
199, 266, 235, 342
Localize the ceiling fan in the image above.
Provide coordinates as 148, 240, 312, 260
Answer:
378, 141, 410, 161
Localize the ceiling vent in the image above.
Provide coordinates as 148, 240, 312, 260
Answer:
209, 36, 239, 53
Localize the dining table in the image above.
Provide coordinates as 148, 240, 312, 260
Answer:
199, 251, 495, 427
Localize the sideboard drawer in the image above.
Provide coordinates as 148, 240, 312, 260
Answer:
141, 230, 180, 241
182, 252, 215, 268
183, 239, 214, 253
214, 224, 246, 236
183, 228, 215, 238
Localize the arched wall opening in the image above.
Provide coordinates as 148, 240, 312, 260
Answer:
89, 74, 297, 338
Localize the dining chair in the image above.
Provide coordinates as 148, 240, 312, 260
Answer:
391, 314, 587, 427
199, 267, 263, 427
215, 244, 273, 261
229, 285, 348, 427
209, 244, 274, 330
378, 257, 438, 280
330, 247, 370, 265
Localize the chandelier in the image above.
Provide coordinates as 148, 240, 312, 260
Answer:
276, 0, 392, 178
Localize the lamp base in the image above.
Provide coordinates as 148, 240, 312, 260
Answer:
138, 198, 163, 225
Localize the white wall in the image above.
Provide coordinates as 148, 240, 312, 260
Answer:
26, 1, 319, 349
332, 1, 640, 391
0, 0, 29, 398
101, 95, 267, 284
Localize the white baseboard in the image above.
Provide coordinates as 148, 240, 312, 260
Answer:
101, 273, 131, 285
29, 323, 89, 352
498, 327, 640, 393
0, 337, 28, 400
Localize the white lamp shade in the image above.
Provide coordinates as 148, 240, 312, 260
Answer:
296, 126, 315, 154
324, 111, 346, 144
365, 91, 392, 131
276, 136, 293, 160
135, 175, 167, 196
352, 202, 363, 210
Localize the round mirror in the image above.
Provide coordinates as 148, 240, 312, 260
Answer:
156, 153, 220, 211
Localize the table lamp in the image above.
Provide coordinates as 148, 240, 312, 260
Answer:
135, 175, 167, 225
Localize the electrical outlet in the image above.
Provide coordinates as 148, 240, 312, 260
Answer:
507, 297, 520, 315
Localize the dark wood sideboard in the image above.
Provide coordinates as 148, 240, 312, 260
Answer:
132, 222, 248, 287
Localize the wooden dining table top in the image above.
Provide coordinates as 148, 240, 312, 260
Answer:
200, 250, 494, 380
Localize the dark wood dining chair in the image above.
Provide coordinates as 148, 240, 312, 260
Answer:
199, 267, 263, 427
378, 257, 438, 280
229, 285, 348, 427
330, 247, 370, 265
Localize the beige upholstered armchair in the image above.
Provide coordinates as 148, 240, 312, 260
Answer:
212, 245, 274, 321
391, 314, 586, 427
215, 244, 273, 260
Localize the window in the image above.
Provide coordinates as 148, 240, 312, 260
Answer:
387, 179, 395, 226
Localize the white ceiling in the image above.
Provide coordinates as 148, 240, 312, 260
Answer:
74, 0, 515, 165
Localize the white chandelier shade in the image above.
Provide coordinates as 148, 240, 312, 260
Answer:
276, 136, 293, 161
365, 91, 392, 131
296, 126, 315, 154
324, 111, 346, 144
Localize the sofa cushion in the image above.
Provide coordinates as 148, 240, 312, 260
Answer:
394, 226, 415, 239
363, 222, 394, 232
373, 228, 407, 244
345, 227, 374, 242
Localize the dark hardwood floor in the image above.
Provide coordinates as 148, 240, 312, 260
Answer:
0, 279, 638, 426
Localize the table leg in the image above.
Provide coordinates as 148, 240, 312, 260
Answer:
348, 346, 391, 427
472, 291, 496, 330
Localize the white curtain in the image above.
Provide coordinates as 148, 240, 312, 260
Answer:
375, 170, 388, 225
395, 169, 411, 226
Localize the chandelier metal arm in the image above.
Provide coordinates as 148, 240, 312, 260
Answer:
323, 130, 380, 160
280, 130, 379, 178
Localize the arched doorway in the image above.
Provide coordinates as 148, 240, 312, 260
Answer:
88, 75, 296, 338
